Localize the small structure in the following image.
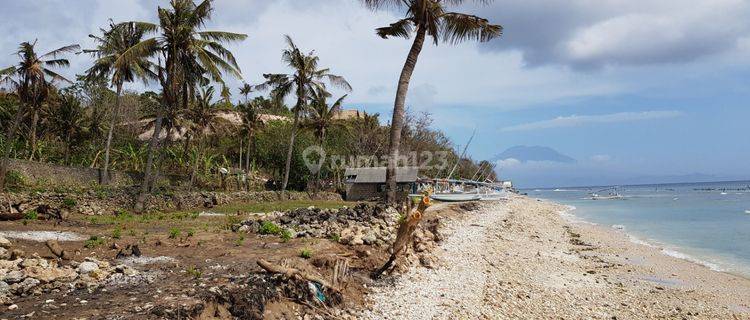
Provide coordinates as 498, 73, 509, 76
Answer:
344, 167, 418, 201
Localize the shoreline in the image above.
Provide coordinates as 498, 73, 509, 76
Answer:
362, 195, 750, 319
550, 199, 750, 280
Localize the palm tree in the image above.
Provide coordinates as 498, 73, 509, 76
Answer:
239, 82, 253, 104
0, 41, 79, 189
302, 90, 347, 186
256, 35, 351, 197
51, 92, 86, 164
185, 86, 232, 187
83, 20, 155, 185
238, 101, 264, 173
122, 0, 247, 211
362, 0, 502, 203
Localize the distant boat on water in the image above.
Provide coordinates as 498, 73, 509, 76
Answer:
588, 187, 625, 200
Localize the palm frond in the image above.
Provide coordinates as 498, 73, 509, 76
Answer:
39, 44, 81, 59
375, 18, 414, 39
439, 12, 503, 44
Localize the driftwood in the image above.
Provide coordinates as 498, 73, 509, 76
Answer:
257, 259, 340, 292
45, 240, 70, 260
372, 194, 431, 279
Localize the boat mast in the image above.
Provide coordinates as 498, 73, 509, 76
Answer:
445, 129, 476, 180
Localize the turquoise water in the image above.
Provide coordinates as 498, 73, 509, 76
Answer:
525, 181, 750, 277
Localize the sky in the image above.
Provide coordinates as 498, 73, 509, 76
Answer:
1, 0, 750, 188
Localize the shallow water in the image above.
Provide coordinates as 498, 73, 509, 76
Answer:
527, 181, 750, 277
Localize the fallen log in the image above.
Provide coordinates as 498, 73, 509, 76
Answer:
45, 240, 70, 260
372, 193, 431, 279
256, 259, 339, 293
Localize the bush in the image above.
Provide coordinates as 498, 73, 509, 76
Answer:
112, 226, 122, 239
281, 229, 293, 242
168, 228, 181, 239
84, 235, 105, 248
259, 221, 282, 235
299, 249, 312, 259
62, 197, 77, 208
4, 170, 26, 190
24, 210, 38, 221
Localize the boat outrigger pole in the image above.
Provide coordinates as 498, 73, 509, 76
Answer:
445, 129, 476, 180
470, 161, 488, 181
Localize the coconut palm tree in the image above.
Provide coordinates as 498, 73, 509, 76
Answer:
256, 35, 351, 197
51, 92, 86, 164
122, 0, 247, 211
362, 0, 502, 203
239, 82, 253, 104
238, 101, 264, 173
185, 86, 233, 187
303, 90, 347, 148
0, 41, 79, 189
83, 20, 155, 185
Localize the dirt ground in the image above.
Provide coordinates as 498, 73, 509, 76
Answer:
0, 200, 465, 319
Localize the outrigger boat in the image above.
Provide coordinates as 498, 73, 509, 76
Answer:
588, 187, 625, 200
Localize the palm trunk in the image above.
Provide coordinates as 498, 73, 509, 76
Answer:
101, 84, 123, 185
239, 138, 243, 172
189, 136, 204, 190
134, 108, 164, 212
386, 27, 426, 204
27, 107, 39, 161
245, 134, 251, 173
0, 103, 26, 189
150, 124, 173, 192
281, 111, 301, 198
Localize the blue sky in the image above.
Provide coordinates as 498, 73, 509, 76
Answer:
1, 0, 750, 187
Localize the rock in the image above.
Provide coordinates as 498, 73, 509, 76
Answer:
3, 271, 25, 284
114, 264, 138, 277
24, 266, 77, 283
8, 304, 17, 310
15, 277, 40, 294
0, 281, 9, 295
0, 248, 10, 260
0, 236, 10, 249
362, 232, 378, 246
77, 262, 99, 275
20, 258, 48, 269
45, 240, 70, 260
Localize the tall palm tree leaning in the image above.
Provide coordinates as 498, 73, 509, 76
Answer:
362, 0, 502, 203
84, 21, 154, 185
256, 35, 351, 198
0, 41, 79, 189
122, 0, 247, 212
238, 100, 264, 174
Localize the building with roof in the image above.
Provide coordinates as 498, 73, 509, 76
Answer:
343, 167, 419, 201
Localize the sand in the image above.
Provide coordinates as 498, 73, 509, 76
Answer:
362, 195, 750, 319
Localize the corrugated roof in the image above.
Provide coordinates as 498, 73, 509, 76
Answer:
344, 167, 418, 183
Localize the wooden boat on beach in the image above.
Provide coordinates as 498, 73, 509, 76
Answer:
430, 193, 482, 202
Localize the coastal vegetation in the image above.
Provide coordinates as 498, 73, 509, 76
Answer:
0, 0, 497, 206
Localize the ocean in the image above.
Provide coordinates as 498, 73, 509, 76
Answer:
525, 181, 750, 278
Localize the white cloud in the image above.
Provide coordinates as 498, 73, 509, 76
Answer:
502, 110, 684, 132
495, 158, 521, 168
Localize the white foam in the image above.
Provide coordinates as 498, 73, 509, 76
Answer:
661, 249, 724, 272
627, 234, 656, 248
744, 210, 750, 214
612, 224, 626, 230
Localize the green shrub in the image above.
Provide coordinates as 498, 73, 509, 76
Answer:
84, 235, 105, 248
299, 249, 313, 259
112, 226, 122, 239
259, 221, 282, 235
186, 266, 202, 279
24, 210, 38, 221
168, 228, 181, 239
187, 229, 195, 237
330, 233, 341, 242
62, 198, 77, 208
281, 229, 293, 242
4, 170, 26, 190
234, 234, 245, 246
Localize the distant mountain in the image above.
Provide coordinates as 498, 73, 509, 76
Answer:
492, 145, 576, 163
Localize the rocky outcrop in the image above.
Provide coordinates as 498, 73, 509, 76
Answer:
0, 236, 146, 306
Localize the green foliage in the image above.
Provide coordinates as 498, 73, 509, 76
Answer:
280, 229, 293, 242
299, 249, 313, 259
62, 197, 77, 208
24, 210, 38, 221
168, 228, 181, 239
259, 221, 282, 235
234, 234, 245, 246
84, 235, 105, 248
330, 233, 341, 242
112, 226, 122, 239
187, 228, 195, 237
186, 266, 202, 279
4, 170, 27, 191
